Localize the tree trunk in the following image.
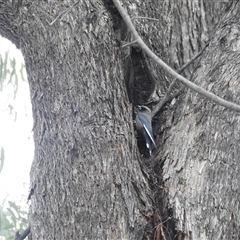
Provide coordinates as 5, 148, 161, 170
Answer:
17, 1, 154, 239
162, 1, 240, 239
0, 0, 239, 239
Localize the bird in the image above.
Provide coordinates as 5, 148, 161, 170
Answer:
135, 105, 156, 156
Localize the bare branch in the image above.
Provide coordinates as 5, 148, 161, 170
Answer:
152, 42, 209, 117
131, 16, 159, 21
49, 1, 79, 25
112, 0, 240, 112
122, 39, 138, 48
178, 42, 209, 73
14, 226, 30, 240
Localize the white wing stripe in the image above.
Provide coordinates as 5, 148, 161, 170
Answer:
143, 124, 156, 147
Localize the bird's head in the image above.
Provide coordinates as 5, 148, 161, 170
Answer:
137, 105, 151, 113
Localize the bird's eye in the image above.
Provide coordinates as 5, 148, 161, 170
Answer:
137, 105, 142, 110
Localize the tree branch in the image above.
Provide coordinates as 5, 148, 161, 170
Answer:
112, 0, 240, 112
131, 16, 159, 21
49, 1, 80, 25
14, 226, 30, 240
152, 43, 209, 117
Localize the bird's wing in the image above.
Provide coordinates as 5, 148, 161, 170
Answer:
138, 114, 151, 129
138, 113, 156, 147
143, 124, 156, 147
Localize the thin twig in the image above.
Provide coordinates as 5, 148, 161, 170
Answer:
131, 16, 159, 21
112, 0, 240, 112
152, 42, 209, 116
122, 39, 138, 48
49, 1, 79, 25
178, 42, 209, 73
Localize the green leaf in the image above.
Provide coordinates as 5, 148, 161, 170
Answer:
2, 52, 9, 81
7, 201, 19, 213
0, 56, 2, 91
0, 147, 4, 174
5, 207, 16, 218
0, 197, 28, 239
19, 63, 26, 82
8, 58, 18, 99
0, 52, 9, 91
0, 206, 8, 230
3, 223, 15, 230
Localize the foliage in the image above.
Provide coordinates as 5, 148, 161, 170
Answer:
0, 198, 28, 240
0, 147, 4, 175
0, 40, 26, 119
0, 38, 29, 240
0, 50, 25, 94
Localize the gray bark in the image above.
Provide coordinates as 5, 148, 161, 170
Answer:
0, 1, 19, 47
18, 1, 153, 239
0, 0, 239, 239
162, 2, 240, 239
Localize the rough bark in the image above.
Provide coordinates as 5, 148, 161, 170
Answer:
0, 1, 19, 47
0, 0, 239, 240
18, 1, 154, 239
162, 1, 240, 239
1, 0, 154, 239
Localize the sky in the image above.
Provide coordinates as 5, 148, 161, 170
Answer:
0, 37, 33, 205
